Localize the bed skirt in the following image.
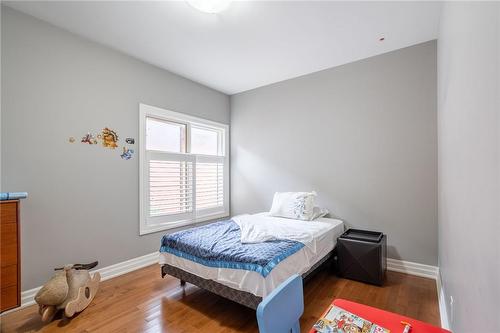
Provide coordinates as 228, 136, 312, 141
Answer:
161, 248, 336, 309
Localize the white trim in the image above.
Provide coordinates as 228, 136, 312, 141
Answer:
437, 271, 452, 330
140, 103, 230, 131
387, 258, 451, 330
1, 252, 159, 315
6, 253, 450, 330
139, 103, 230, 236
139, 103, 146, 234
386, 258, 439, 280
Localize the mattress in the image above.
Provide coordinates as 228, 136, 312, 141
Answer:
160, 219, 306, 277
159, 213, 344, 297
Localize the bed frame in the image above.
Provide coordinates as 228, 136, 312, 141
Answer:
161, 248, 336, 309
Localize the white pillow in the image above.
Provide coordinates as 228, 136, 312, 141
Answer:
269, 191, 316, 221
311, 207, 329, 220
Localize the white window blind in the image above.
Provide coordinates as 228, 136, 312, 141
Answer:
196, 156, 224, 212
146, 152, 196, 227
149, 156, 193, 217
140, 103, 229, 235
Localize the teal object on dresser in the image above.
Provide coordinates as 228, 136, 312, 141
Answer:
0, 192, 28, 201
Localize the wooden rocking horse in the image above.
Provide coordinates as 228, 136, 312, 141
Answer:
35, 261, 100, 322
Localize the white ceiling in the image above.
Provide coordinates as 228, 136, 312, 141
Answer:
5, 1, 442, 95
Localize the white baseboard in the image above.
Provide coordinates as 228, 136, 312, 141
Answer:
436, 272, 452, 330
2, 252, 159, 315
6, 253, 449, 330
386, 258, 439, 280
387, 258, 450, 330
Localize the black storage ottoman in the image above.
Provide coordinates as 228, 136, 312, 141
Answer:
337, 229, 387, 286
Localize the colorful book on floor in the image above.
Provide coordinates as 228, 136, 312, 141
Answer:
313, 305, 390, 333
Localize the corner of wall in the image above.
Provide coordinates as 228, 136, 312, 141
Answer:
436, 269, 451, 330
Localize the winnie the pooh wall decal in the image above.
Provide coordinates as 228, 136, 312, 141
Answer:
101, 127, 119, 149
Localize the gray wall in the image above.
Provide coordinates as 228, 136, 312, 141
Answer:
231, 41, 438, 266
438, 3, 499, 332
1, 7, 229, 290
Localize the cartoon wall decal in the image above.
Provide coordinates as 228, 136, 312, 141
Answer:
72, 128, 134, 160
120, 147, 134, 160
101, 127, 118, 149
81, 133, 97, 144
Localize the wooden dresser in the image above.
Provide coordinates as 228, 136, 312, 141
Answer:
1, 200, 21, 312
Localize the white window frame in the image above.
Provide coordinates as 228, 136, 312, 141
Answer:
139, 103, 229, 235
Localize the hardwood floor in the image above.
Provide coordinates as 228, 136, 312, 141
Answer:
0, 265, 440, 332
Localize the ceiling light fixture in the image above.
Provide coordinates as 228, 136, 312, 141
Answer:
187, 0, 232, 14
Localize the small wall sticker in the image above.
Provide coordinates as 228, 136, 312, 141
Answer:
101, 128, 118, 149
125, 138, 135, 145
81, 133, 97, 144
120, 147, 134, 160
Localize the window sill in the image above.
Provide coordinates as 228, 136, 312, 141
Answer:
139, 212, 229, 236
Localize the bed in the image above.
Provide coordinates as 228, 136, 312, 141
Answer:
159, 212, 344, 309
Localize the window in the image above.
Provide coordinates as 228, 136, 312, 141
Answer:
139, 103, 229, 235
146, 118, 186, 153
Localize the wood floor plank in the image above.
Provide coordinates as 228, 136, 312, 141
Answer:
0, 265, 440, 332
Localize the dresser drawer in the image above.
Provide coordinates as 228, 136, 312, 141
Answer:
1, 264, 18, 288
0, 200, 20, 313
1, 223, 18, 267
1, 285, 19, 311
0, 201, 18, 224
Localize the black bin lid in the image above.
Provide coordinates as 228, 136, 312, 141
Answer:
340, 229, 383, 243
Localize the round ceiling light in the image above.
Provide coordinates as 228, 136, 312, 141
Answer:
187, 0, 232, 14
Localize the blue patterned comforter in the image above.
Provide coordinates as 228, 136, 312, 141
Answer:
160, 220, 304, 277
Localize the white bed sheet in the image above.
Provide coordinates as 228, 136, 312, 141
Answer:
159, 213, 344, 297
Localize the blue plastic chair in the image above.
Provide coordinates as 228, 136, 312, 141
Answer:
256, 274, 304, 333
